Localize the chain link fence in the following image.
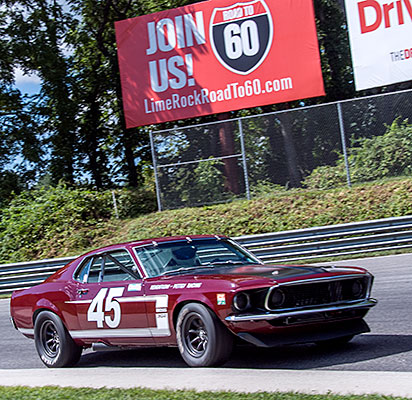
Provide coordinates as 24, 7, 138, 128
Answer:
150, 89, 412, 210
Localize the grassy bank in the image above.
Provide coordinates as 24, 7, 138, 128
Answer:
121, 178, 412, 240
1, 177, 411, 263
0, 387, 409, 400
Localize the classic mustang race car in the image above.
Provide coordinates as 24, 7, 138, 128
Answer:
10, 235, 377, 367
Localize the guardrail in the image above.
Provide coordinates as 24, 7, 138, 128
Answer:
1, 215, 412, 295
236, 215, 412, 263
0, 256, 76, 295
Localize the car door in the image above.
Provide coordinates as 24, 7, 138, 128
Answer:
69, 249, 155, 346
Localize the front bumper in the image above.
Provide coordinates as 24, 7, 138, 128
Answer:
225, 298, 377, 323
237, 318, 370, 347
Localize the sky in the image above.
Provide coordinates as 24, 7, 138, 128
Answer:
14, 68, 41, 95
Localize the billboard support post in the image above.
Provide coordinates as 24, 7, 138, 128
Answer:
238, 119, 250, 200
337, 102, 351, 188
150, 130, 163, 211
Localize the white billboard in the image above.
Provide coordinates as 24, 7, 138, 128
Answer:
345, 0, 412, 90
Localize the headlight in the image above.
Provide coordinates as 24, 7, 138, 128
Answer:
233, 292, 251, 312
351, 280, 364, 298
266, 288, 285, 310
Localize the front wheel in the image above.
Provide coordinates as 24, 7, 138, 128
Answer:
34, 311, 82, 368
176, 303, 233, 367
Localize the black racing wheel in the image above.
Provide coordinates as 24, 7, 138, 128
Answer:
176, 303, 233, 367
34, 311, 82, 368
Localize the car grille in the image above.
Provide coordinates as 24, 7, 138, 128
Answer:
266, 276, 370, 311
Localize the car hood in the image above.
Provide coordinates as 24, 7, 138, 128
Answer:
160, 263, 367, 288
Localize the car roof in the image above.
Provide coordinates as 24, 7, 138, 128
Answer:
82, 234, 227, 257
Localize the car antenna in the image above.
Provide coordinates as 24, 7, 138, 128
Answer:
152, 241, 158, 247
186, 237, 192, 243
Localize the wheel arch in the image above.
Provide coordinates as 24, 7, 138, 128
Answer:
172, 298, 216, 330
33, 299, 66, 327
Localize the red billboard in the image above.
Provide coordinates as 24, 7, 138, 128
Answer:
115, 0, 325, 128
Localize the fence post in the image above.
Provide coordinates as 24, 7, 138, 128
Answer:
111, 191, 119, 219
337, 102, 352, 188
149, 130, 163, 211
238, 118, 251, 200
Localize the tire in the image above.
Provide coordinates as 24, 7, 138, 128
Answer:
34, 311, 82, 368
316, 335, 354, 348
176, 303, 233, 367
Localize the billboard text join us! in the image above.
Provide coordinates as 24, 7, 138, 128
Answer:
115, 0, 325, 127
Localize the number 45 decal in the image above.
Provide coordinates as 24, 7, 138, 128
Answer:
87, 287, 124, 328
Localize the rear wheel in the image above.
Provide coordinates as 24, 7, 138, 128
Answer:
34, 311, 82, 368
176, 303, 233, 367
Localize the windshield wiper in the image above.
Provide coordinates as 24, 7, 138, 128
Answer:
160, 265, 215, 276
204, 260, 247, 266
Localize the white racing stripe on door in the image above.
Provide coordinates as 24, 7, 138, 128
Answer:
69, 295, 170, 338
65, 299, 92, 304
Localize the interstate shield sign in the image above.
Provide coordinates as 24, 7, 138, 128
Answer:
210, 0, 273, 75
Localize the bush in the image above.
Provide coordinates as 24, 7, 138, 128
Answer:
303, 164, 348, 189
0, 184, 156, 263
304, 119, 412, 189
350, 118, 412, 182
249, 181, 288, 196
113, 187, 157, 218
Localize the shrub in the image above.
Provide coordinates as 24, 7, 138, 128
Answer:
304, 119, 412, 189
113, 187, 157, 218
249, 181, 288, 196
303, 164, 348, 189
0, 184, 156, 263
350, 118, 412, 182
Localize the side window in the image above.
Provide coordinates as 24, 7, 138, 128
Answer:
74, 258, 92, 283
74, 256, 103, 283
102, 250, 141, 282
74, 250, 139, 283
88, 256, 103, 283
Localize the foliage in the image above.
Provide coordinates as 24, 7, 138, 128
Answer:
314, 0, 355, 102
4, 179, 412, 263
113, 187, 157, 218
6, 0, 78, 184
0, 386, 405, 400
0, 170, 27, 208
249, 181, 288, 197
2, 177, 410, 263
0, 0, 393, 198
0, 184, 155, 262
303, 119, 412, 189
168, 159, 233, 207
124, 178, 412, 242
349, 119, 412, 182
0, 184, 112, 262
303, 164, 347, 190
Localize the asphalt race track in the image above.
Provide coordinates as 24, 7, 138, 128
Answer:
1, 253, 412, 394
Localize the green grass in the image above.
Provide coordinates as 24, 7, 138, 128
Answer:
1, 177, 412, 263
0, 387, 410, 400
90, 177, 412, 253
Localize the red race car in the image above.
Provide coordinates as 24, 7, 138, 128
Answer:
10, 235, 377, 367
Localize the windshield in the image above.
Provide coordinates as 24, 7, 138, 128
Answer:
134, 238, 261, 277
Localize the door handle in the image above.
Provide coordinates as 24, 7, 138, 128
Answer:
77, 288, 89, 295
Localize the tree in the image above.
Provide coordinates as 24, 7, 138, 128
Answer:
5, 0, 78, 184
0, 8, 42, 204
